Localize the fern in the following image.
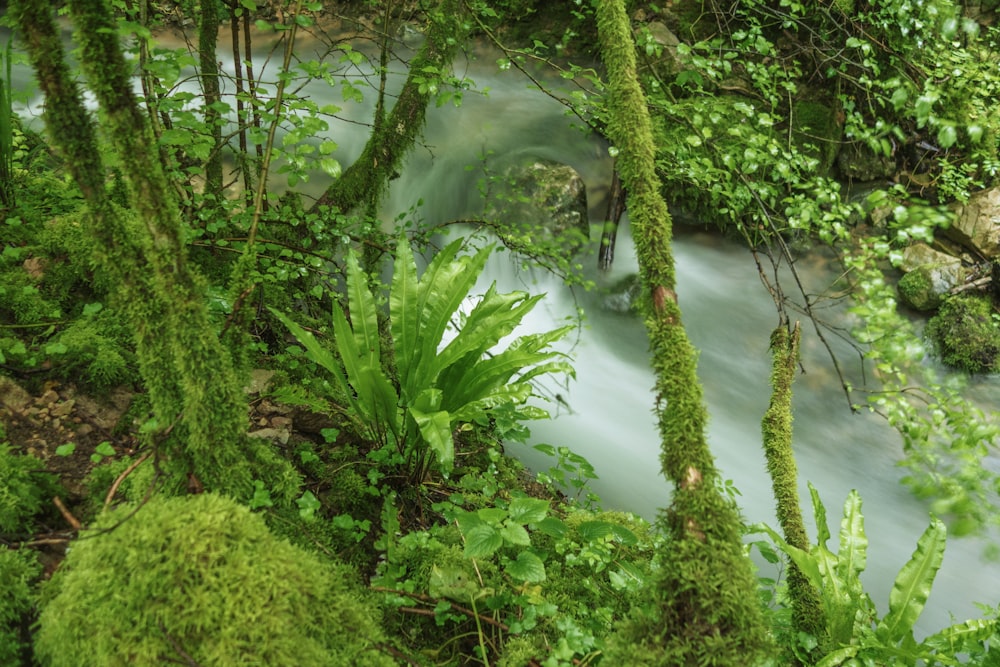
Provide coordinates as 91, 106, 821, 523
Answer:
273, 237, 573, 481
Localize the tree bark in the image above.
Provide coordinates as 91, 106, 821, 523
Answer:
199, 0, 223, 197
763, 322, 827, 662
310, 0, 468, 214
10, 0, 294, 499
594, 1, 773, 663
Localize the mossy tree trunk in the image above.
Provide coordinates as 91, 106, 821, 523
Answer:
595, 1, 773, 663
763, 322, 827, 662
10, 0, 283, 498
199, 0, 224, 198
310, 0, 468, 215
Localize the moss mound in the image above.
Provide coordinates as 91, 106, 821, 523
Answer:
926, 294, 1000, 373
34, 493, 394, 667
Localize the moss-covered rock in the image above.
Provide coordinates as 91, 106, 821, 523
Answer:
34, 493, 394, 667
925, 294, 1000, 373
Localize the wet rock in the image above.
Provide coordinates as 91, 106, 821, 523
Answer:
945, 186, 1000, 258
897, 243, 966, 311
486, 157, 590, 253
602, 273, 643, 314
0, 376, 33, 412
248, 428, 291, 445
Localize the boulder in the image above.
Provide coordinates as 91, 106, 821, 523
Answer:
896, 243, 965, 311
487, 157, 590, 250
945, 186, 1000, 258
836, 141, 895, 182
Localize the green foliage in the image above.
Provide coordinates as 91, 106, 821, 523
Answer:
925, 294, 1000, 373
0, 548, 41, 666
755, 485, 999, 665
273, 237, 573, 482
0, 444, 57, 534
375, 473, 661, 665
34, 493, 394, 667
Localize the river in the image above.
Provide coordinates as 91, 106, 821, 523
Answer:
7, 20, 998, 639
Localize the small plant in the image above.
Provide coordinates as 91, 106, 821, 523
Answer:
273, 237, 574, 483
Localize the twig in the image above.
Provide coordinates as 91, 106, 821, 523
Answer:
157, 620, 203, 667
52, 496, 81, 531
103, 450, 153, 511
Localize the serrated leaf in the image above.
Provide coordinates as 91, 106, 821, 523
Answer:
500, 523, 531, 546
508, 497, 549, 524
536, 516, 568, 538
464, 524, 502, 558
505, 550, 546, 582
577, 520, 615, 542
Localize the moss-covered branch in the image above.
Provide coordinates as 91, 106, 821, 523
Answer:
594, 1, 772, 663
311, 0, 468, 214
763, 322, 827, 660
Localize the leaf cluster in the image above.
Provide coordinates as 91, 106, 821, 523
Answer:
755, 484, 999, 665
274, 237, 573, 483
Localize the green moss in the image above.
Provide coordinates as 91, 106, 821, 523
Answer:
792, 99, 843, 176
898, 268, 940, 311
35, 493, 394, 667
926, 294, 1000, 373
0, 443, 58, 534
0, 548, 42, 667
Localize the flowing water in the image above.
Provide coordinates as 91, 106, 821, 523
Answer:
378, 49, 1000, 637
7, 23, 998, 638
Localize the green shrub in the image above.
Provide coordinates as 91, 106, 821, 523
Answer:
34, 493, 394, 667
0, 444, 56, 533
925, 294, 1000, 373
0, 548, 41, 666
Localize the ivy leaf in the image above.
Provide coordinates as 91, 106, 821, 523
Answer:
464, 524, 502, 558
505, 551, 546, 583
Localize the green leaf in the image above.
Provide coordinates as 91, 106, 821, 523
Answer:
835, 489, 868, 584
508, 497, 549, 525
410, 406, 453, 472
876, 519, 946, 644
94, 441, 115, 457
577, 521, 615, 542
505, 550, 546, 582
464, 524, 503, 558
55, 442, 76, 456
296, 490, 320, 521
499, 523, 531, 546
810, 482, 830, 546
536, 516, 568, 538
937, 125, 957, 149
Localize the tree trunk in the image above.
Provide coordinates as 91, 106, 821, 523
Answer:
763, 322, 827, 662
310, 0, 468, 214
10, 0, 294, 499
199, 0, 223, 197
594, 1, 773, 663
